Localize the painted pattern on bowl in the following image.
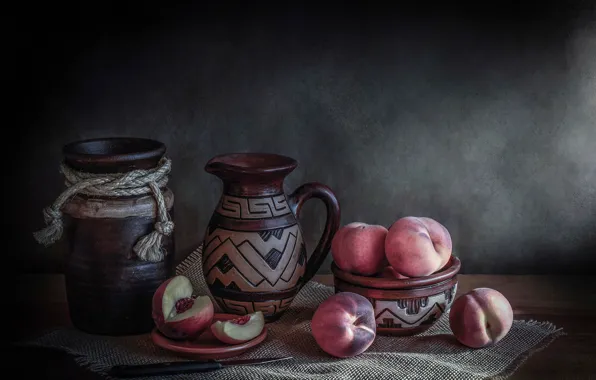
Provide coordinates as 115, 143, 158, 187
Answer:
331, 256, 461, 336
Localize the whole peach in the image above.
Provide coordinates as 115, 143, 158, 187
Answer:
449, 287, 514, 348
331, 222, 388, 276
384, 216, 452, 277
311, 292, 377, 358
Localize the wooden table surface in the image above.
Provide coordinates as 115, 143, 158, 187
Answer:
8, 273, 596, 379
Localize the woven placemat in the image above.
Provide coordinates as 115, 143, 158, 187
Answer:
19, 246, 565, 379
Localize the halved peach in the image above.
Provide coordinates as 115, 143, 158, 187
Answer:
152, 275, 214, 340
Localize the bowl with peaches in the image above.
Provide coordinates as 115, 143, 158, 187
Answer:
330, 216, 461, 336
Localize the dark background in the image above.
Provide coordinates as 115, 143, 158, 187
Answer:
9, 1, 596, 275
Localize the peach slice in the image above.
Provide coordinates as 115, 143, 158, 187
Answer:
152, 275, 214, 340
211, 311, 265, 344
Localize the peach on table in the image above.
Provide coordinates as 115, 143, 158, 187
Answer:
449, 287, 514, 348
310, 292, 377, 358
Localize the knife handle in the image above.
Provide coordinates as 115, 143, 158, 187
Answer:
108, 360, 223, 377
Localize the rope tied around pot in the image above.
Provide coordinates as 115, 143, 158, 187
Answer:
33, 157, 174, 262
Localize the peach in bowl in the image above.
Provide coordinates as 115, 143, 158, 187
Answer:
331, 255, 461, 336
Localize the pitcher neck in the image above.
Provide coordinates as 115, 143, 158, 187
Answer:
205, 153, 298, 198
222, 178, 286, 197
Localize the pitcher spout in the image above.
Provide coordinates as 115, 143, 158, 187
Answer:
204, 156, 230, 176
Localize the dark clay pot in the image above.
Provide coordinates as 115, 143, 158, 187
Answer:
60, 137, 175, 335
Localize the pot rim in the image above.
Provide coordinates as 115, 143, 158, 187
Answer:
62, 137, 166, 173
331, 255, 461, 290
63, 137, 166, 163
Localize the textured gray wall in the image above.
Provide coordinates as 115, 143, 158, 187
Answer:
14, 3, 596, 275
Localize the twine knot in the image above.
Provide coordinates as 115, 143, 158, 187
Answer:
33, 207, 65, 247
33, 157, 174, 262
42, 207, 62, 224
155, 221, 174, 235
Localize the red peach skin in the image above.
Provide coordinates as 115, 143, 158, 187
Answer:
331, 222, 389, 276
418, 217, 453, 270
311, 292, 377, 358
384, 216, 452, 277
449, 287, 514, 348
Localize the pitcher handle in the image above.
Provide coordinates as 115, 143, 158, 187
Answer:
288, 182, 341, 287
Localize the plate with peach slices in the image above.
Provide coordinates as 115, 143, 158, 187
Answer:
150, 275, 268, 360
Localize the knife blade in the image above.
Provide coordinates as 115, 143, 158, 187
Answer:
107, 357, 293, 377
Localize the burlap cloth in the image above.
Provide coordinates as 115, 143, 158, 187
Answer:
19, 246, 565, 379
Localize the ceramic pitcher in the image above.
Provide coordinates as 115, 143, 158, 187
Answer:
202, 153, 340, 321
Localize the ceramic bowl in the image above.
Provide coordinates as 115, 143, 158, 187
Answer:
331, 256, 461, 336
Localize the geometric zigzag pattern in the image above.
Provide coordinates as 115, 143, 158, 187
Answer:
373, 283, 458, 329
202, 224, 307, 292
